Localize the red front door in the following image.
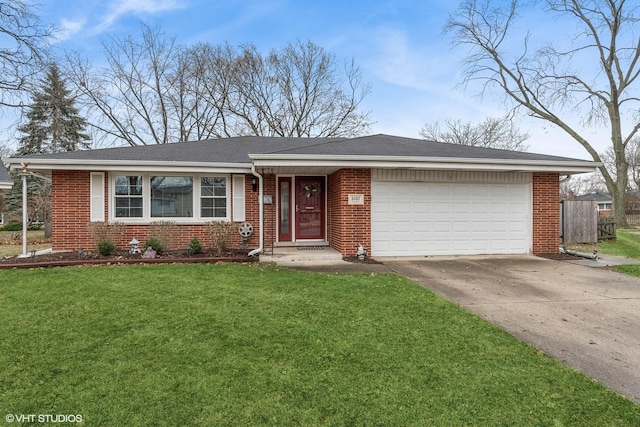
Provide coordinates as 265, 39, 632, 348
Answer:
295, 176, 325, 240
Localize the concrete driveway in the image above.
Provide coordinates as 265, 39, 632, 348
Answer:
384, 255, 640, 404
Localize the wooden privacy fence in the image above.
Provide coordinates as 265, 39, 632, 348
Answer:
597, 217, 616, 241
561, 200, 598, 243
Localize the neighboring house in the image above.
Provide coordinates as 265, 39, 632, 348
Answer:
571, 192, 613, 216
0, 165, 14, 225
0, 164, 12, 190
5, 134, 597, 257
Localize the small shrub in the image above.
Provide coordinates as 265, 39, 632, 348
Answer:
1, 221, 23, 231
205, 221, 236, 256
97, 239, 116, 256
187, 237, 203, 255
148, 220, 177, 251
144, 237, 164, 254
88, 221, 126, 246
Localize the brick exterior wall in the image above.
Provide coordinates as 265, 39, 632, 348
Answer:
261, 174, 277, 251
50, 169, 559, 257
327, 169, 371, 257
532, 172, 560, 255
50, 171, 260, 252
51, 170, 93, 250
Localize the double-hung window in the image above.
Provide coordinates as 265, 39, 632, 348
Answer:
200, 177, 227, 218
114, 175, 143, 218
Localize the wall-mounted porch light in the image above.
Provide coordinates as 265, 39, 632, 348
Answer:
252, 177, 258, 192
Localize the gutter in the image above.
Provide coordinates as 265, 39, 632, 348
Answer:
248, 165, 263, 257
249, 155, 599, 174
4, 158, 251, 174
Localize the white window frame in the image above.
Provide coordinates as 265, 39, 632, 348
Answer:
109, 173, 231, 223
200, 176, 228, 219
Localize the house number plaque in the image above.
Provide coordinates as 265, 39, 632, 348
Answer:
348, 194, 365, 205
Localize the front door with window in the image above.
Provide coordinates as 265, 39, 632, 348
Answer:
294, 176, 325, 240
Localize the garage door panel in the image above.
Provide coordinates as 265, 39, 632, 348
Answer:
372, 181, 530, 256
413, 201, 432, 214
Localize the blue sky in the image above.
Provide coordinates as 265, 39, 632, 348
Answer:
27, 0, 607, 159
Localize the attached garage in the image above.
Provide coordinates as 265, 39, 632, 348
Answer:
371, 170, 532, 256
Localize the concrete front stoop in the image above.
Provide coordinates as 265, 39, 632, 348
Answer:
260, 246, 343, 266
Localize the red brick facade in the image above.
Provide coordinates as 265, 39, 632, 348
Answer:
51, 170, 92, 250
50, 169, 560, 256
532, 172, 561, 254
327, 169, 371, 257
50, 171, 260, 252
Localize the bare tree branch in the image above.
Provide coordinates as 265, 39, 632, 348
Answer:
65, 31, 372, 145
0, 0, 52, 109
446, 0, 640, 226
420, 115, 530, 151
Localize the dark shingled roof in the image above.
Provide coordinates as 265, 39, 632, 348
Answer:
9, 134, 591, 164
9, 137, 341, 164
261, 134, 587, 162
572, 192, 612, 202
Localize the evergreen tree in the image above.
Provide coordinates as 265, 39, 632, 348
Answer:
17, 63, 90, 155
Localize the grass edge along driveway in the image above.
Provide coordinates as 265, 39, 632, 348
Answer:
1, 263, 638, 426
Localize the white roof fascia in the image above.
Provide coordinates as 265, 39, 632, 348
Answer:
250, 155, 599, 174
6, 159, 252, 174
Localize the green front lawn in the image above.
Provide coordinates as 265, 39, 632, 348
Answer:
598, 229, 640, 258
1, 264, 638, 426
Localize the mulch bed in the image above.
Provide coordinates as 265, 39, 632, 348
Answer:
342, 256, 383, 264
537, 252, 583, 261
0, 249, 255, 269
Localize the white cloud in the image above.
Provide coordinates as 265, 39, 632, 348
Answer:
364, 25, 465, 95
54, 18, 86, 42
95, 0, 184, 33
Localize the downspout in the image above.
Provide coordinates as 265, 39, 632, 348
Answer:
248, 165, 263, 257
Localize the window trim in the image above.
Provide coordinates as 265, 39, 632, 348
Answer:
109, 173, 232, 223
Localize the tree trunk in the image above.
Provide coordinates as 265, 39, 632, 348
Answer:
613, 150, 629, 228
612, 189, 628, 228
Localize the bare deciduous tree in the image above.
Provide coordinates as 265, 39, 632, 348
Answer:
561, 173, 607, 199
420, 115, 529, 151
446, 0, 640, 226
0, 0, 51, 109
65, 26, 372, 146
66, 24, 181, 146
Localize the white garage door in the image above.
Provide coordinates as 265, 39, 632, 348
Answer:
371, 181, 531, 256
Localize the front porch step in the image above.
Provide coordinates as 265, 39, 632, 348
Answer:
261, 246, 343, 264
